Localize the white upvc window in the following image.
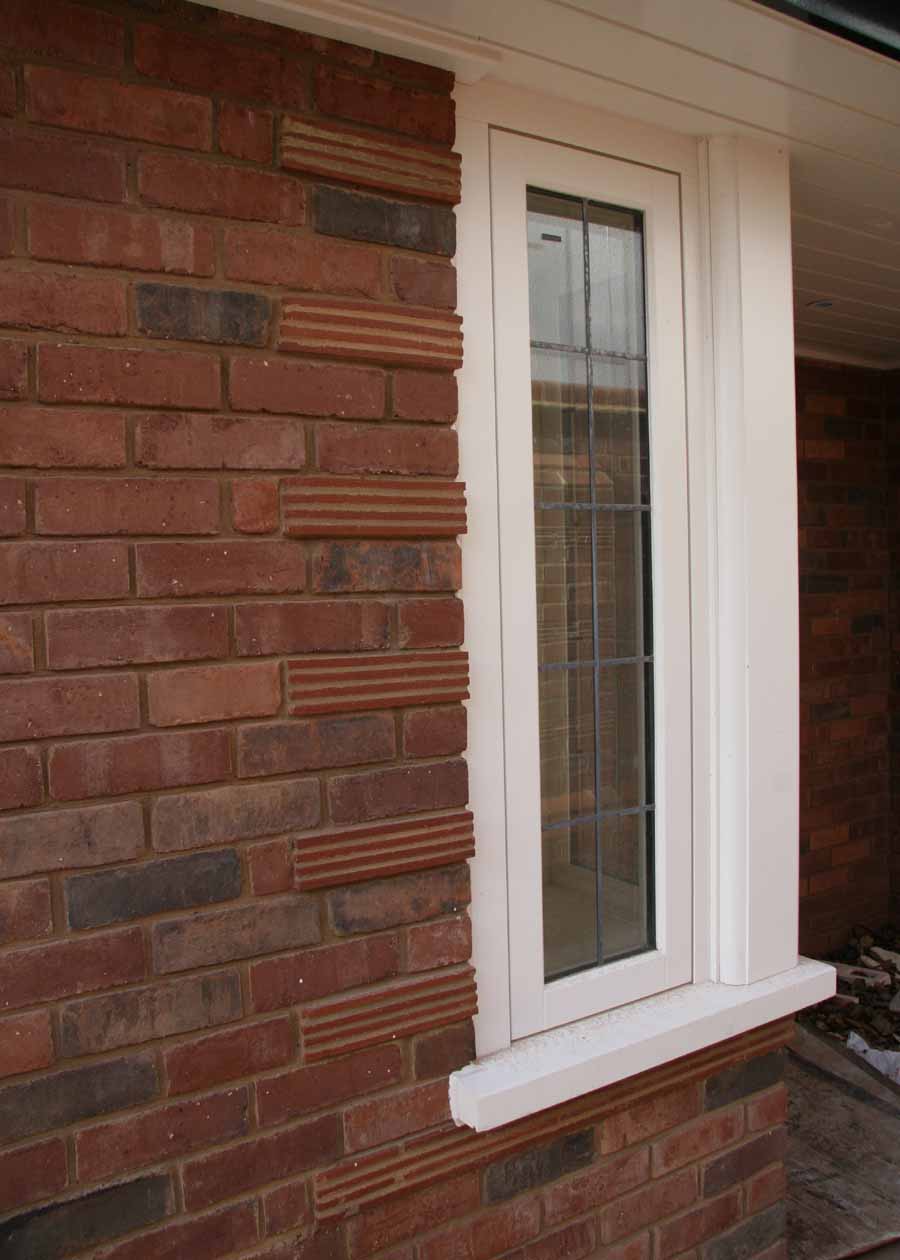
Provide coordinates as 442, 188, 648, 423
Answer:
452, 85, 834, 1131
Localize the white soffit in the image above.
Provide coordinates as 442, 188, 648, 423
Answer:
201, 0, 900, 366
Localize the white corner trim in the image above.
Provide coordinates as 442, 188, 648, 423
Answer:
195, 0, 503, 83
449, 958, 835, 1131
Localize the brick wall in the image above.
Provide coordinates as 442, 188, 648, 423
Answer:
797, 358, 893, 955
0, 1, 791, 1255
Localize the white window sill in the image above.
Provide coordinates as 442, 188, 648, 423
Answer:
449, 957, 835, 1131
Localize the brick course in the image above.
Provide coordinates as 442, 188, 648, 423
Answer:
0, 5, 792, 1259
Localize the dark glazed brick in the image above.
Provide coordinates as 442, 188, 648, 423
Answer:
312, 541, 461, 594
315, 186, 455, 256
703, 1128, 787, 1198
704, 1052, 784, 1111
0, 1053, 158, 1142
330, 865, 470, 934
483, 1130, 594, 1203
702, 1203, 786, 1260
237, 713, 395, 777
136, 284, 271, 346
0, 1174, 172, 1260
65, 849, 241, 930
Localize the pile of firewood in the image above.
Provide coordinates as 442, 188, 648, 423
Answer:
803, 925, 900, 1050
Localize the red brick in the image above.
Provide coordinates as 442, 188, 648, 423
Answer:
312, 541, 461, 594
34, 476, 219, 536
100, 1202, 259, 1260
49, 729, 231, 802
77, 1088, 249, 1182
28, 202, 215, 276
230, 356, 384, 418
406, 914, 471, 972
0, 879, 52, 946
166, 1016, 293, 1095
314, 64, 454, 145
0, 673, 138, 744
746, 1164, 787, 1214
377, 52, 453, 90
184, 1114, 341, 1210
259, 1043, 402, 1127
152, 895, 320, 974
38, 343, 220, 408
224, 226, 381, 296
235, 599, 390, 655
526, 1223, 596, 1260
414, 1021, 475, 1079
233, 479, 279, 533
653, 1189, 741, 1258
26, 65, 212, 149
702, 1127, 787, 1197
248, 838, 293, 895
0, 196, 12, 255
347, 1175, 480, 1259
0, 799, 143, 879
328, 758, 468, 825
0, 406, 126, 468
0, 927, 144, 1013
329, 865, 470, 934
0, 341, 27, 399
0, 611, 32, 673
250, 934, 400, 1011
393, 370, 457, 422
0, 269, 126, 336
264, 1181, 311, 1236
589, 1239, 649, 1260
46, 605, 228, 670
0, 480, 25, 537
344, 1079, 448, 1153
136, 412, 306, 470
391, 256, 456, 308
316, 422, 457, 476
0, 541, 129, 605
652, 1107, 744, 1176
600, 1083, 701, 1154
147, 661, 281, 727
0, 745, 42, 810
135, 22, 306, 110
0, 1010, 54, 1078
140, 152, 305, 224
219, 102, 274, 163
0, 123, 125, 202
237, 713, 395, 779
0, 1138, 67, 1215
0, 0, 124, 68
603, 1169, 699, 1245
403, 706, 466, 759
0, 68, 13, 118
542, 1147, 649, 1226
474, 1200, 541, 1260
151, 777, 319, 852
398, 598, 464, 648
136, 540, 305, 597
746, 1084, 788, 1131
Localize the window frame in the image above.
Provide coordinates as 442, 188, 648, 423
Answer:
489, 130, 693, 1037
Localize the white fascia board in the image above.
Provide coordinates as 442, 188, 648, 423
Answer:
449, 959, 835, 1132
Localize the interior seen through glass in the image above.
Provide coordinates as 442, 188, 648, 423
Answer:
527, 187, 655, 982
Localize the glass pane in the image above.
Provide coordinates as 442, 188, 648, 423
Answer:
542, 821, 599, 978
538, 666, 596, 826
601, 812, 653, 960
527, 190, 586, 348
597, 662, 652, 810
532, 350, 589, 506
588, 203, 645, 357
596, 510, 652, 660
592, 358, 649, 506
535, 508, 594, 667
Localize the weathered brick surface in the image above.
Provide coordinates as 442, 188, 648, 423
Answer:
0, 10, 791, 1260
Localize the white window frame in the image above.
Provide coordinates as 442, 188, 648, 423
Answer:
452, 83, 834, 1131
491, 131, 692, 1038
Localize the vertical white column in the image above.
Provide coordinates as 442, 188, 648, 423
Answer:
708, 136, 800, 985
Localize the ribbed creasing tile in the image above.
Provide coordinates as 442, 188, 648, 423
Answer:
300, 966, 476, 1064
282, 477, 466, 539
279, 298, 463, 370
281, 116, 461, 203
295, 810, 474, 891
313, 1017, 795, 1219
287, 651, 469, 717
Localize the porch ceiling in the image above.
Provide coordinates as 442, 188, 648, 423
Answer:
200, 0, 900, 367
